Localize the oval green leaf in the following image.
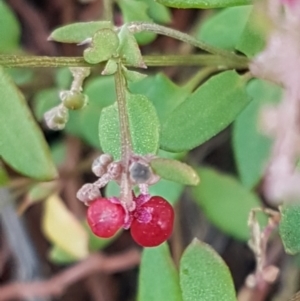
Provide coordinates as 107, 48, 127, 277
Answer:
0, 68, 57, 180
143, 0, 171, 24
235, 7, 267, 57
99, 93, 160, 160
0, 1, 20, 52
160, 71, 250, 152
138, 243, 182, 301
279, 203, 300, 255
196, 6, 252, 50
157, 0, 251, 8
49, 21, 112, 43
180, 239, 236, 301
150, 158, 199, 186
233, 79, 282, 189
129, 73, 190, 124
80, 76, 116, 148
42, 194, 89, 260
192, 167, 266, 241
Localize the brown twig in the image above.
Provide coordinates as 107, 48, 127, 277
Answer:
0, 249, 140, 301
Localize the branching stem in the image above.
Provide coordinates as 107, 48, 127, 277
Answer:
0, 54, 248, 69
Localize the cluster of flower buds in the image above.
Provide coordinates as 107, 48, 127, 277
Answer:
76, 153, 160, 205
44, 67, 90, 130
76, 153, 173, 247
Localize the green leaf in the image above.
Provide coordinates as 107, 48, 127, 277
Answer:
49, 21, 113, 43
192, 167, 266, 241
84, 29, 119, 64
129, 73, 190, 124
117, 0, 156, 45
7, 69, 34, 86
80, 76, 116, 148
49, 245, 78, 265
151, 158, 199, 186
0, 68, 57, 180
157, 0, 251, 8
279, 203, 300, 255
118, 26, 146, 68
180, 239, 236, 301
141, 0, 172, 24
99, 93, 160, 160
138, 243, 182, 301
160, 71, 249, 152
0, 1, 20, 52
102, 59, 118, 75
55, 68, 73, 89
236, 7, 267, 57
233, 79, 282, 189
196, 6, 252, 50
123, 68, 147, 82
42, 194, 89, 259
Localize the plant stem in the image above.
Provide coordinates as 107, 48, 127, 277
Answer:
103, 0, 113, 21
0, 54, 248, 69
127, 22, 249, 65
114, 61, 134, 211
183, 67, 218, 93
0, 55, 89, 68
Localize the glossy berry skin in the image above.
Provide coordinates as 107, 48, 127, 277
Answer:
130, 196, 174, 247
87, 198, 125, 238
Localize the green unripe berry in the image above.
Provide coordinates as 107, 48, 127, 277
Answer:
60, 91, 88, 110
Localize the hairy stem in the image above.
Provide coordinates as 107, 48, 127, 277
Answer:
127, 22, 248, 65
0, 54, 248, 69
114, 61, 134, 211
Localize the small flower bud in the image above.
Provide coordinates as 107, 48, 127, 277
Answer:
107, 162, 122, 180
60, 90, 88, 110
91, 154, 113, 177
76, 183, 101, 205
91, 162, 106, 177
99, 154, 113, 166
129, 162, 151, 184
44, 105, 68, 130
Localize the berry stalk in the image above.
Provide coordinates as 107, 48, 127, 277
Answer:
114, 61, 135, 211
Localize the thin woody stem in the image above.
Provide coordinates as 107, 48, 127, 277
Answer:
114, 61, 134, 211
0, 54, 248, 69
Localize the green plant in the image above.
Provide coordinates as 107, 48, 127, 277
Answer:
1, 0, 300, 300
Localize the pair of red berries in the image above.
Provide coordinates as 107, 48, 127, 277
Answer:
86, 195, 174, 247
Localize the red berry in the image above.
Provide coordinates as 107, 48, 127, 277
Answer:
87, 197, 125, 238
130, 196, 174, 247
